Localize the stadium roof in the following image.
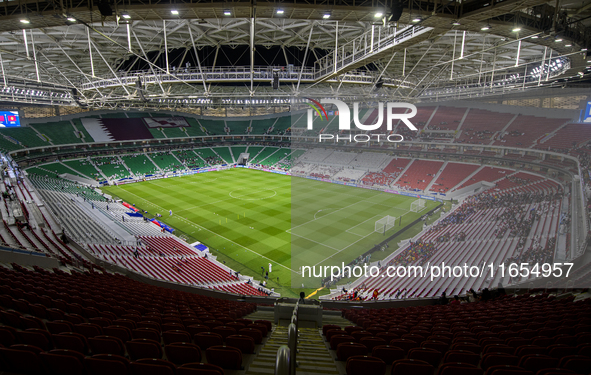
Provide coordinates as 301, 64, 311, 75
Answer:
0, 0, 590, 110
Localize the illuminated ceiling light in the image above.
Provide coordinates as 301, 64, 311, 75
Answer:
531, 35, 538, 39
374, 12, 383, 18
20, 19, 30, 24
555, 38, 563, 42
66, 17, 76, 22
565, 44, 572, 47
452, 21, 461, 26
122, 13, 131, 19
323, 13, 331, 19
481, 25, 490, 31
224, 9, 231, 16
512, 27, 521, 32
170, 10, 179, 15
412, 17, 422, 22
276, 9, 284, 15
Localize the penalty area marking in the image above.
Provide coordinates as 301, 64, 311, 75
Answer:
229, 188, 277, 201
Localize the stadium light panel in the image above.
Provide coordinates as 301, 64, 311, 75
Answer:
452, 21, 461, 26
20, 19, 30, 24
224, 10, 232, 16
555, 38, 563, 42
412, 17, 421, 22
481, 25, 490, 31
122, 13, 131, 19
531, 35, 538, 39
512, 27, 521, 32
565, 44, 572, 47
67, 17, 76, 22
374, 12, 383, 18
323, 13, 331, 19
276, 9, 284, 14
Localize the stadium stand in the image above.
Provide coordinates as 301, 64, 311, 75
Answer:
429, 163, 480, 193
30, 121, 83, 145
456, 109, 516, 144
394, 160, 444, 191
493, 115, 570, 148
121, 154, 160, 177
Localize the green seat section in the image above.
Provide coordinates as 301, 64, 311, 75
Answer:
121, 154, 159, 176
28, 173, 106, 201
148, 128, 166, 139
172, 150, 208, 169
162, 127, 187, 138
94, 156, 131, 180
270, 116, 291, 135
199, 119, 226, 135
230, 146, 248, 161
226, 120, 250, 134
195, 148, 223, 165
211, 147, 234, 164
0, 127, 50, 149
249, 147, 279, 164
37, 162, 86, 178
184, 118, 208, 137
260, 148, 291, 167
63, 159, 102, 180
277, 149, 305, 169
71, 119, 94, 142
149, 151, 183, 173
30, 121, 82, 145
249, 118, 276, 135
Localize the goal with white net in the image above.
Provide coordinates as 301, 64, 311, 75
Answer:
410, 198, 426, 213
375, 215, 397, 234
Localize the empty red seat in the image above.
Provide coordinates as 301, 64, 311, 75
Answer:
177, 362, 224, 375
53, 332, 89, 354
16, 328, 52, 351
484, 365, 533, 375
439, 363, 483, 375
452, 341, 481, 354
187, 324, 210, 336
41, 350, 85, 375
372, 345, 405, 365
323, 324, 341, 336
163, 330, 191, 345
126, 338, 163, 360
443, 350, 480, 366
484, 344, 515, 355
331, 334, 355, 350
389, 339, 419, 354
88, 335, 125, 356
130, 358, 176, 375
165, 342, 202, 365
46, 320, 74, 335
352, 331, 373, 342
132, 327, 160, 342
346, 355, 386, 375
518, 354, 558, 373
212, 326, 236, 340
481, 353, 519, 370
336, 342, 368, 361
325, 328, 344, 342
103, 326, 132, 342
254, 319, 272, 332
238, 328, 262, 344
206, 345, 242, 370
559, 355, 591, 374
194, 332, 223, 350
0, 346, 44, 374
84, 354, 130, 375
360, 336, 387, 351
391, 358, 434, 375
246, 323, 268, 337
75, 323, 103, 338
408, 347, 442, 367
226, 334, 256, 354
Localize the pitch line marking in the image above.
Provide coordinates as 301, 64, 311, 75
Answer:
119, 189, 294, 273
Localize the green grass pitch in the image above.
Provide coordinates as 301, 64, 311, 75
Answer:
101, 168, 438, 297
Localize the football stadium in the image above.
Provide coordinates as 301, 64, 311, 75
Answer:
0, 0, 591, 374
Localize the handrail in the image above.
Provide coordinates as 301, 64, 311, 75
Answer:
275, 301, 300, 374
275, 345, 291, 375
